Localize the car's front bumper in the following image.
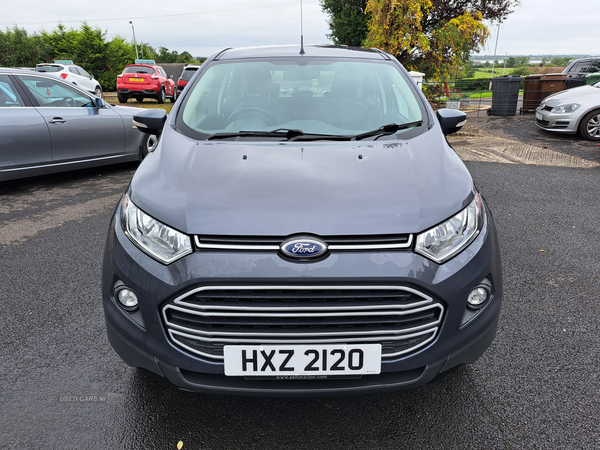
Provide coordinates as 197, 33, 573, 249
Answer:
534, 107, 579, 134
102, 201, 503, 397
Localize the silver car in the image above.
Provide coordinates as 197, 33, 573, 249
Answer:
0, 68, 156, 182
535, 81, 600, 140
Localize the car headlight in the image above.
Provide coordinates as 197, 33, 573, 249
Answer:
550, 103, 580, 114
415, 192, 484, 264
120, 194, 192, 264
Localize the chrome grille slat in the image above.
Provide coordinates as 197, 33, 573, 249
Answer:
162, 286, 444, 360
168, 328, 439, 358
165, 304, 439, 317
165, 319, 441, 338
194, 234, 413, 251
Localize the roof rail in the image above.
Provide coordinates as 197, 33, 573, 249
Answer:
213, 48, 233, 61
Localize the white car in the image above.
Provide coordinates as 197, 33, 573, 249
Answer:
35, 61, 102, 97
535, 81, 600, 140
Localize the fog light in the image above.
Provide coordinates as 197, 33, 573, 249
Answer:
467, 287, 488, 309
117, 288, 138, 310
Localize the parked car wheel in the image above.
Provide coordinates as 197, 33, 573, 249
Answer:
117, 93, 128, 103
156, 87, 165, 104
578, 109, 600, 140
94, 86, 102, 98
140, 133, 158, 158
172, 89, 178, 102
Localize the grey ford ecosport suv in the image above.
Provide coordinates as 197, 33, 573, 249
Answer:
102, 45, 503, 397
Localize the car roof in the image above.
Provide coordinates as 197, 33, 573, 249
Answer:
36, 63, 77, 67
0, 67, 58, 75
214, 45, 391, 61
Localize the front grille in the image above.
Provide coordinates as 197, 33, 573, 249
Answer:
554, 121, 570, 129
536, 118, 550, 127
195, 234, 412, 251
162, 286, 444, 360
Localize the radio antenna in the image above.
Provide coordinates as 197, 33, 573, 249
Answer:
300, 0, 305, 55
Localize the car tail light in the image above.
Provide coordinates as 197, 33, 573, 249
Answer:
151, 75, 159, 79
117, 74, 123, 78
60, 73, 68, 80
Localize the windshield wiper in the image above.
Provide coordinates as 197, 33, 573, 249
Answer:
205, 128, 305, 140
353, 121, 423, 140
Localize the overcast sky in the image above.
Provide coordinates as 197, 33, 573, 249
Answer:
1, 0, 598, 59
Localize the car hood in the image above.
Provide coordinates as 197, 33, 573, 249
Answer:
108, 104, 146, 117
129, 130, 473, 236
543, 84, 600, 106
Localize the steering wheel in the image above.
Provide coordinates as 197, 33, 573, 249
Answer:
227, 107, 277, 126
58, 97, 75, 107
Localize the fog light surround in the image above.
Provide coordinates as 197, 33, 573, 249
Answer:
467, 287, 489, 310
116, 286, 139, 311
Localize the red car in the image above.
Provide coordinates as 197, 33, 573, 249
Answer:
117, 60, 175, 104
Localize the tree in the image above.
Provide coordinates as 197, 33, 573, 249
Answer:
0, 26, 51, 67
550, 56, 570, 67
322, 0, 519, 78
506, 56, 516, 68
511, 66, 530, 76
514, 55, 529, 67
102, 36, 137, 91
2, 23, 198, 90
320, 0, 369, 47
364, 0, 490, 78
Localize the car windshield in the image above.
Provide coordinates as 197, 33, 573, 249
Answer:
177, 58, 425, 139
124, 66, 155, 75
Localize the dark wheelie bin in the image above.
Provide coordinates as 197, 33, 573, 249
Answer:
488, 75, 522, 116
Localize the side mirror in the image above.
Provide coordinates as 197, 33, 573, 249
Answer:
93, 98, 104, 108
134, 109, 167, 136
169, 75, 173, 79
436, 108, 467, 135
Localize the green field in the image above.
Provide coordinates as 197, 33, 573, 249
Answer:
472, 68, 519, 79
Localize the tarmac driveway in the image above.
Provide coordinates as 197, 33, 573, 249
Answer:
448, 112, 600, 167
1, 115, 599, 449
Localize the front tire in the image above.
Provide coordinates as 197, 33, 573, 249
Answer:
140, 134, 158, 159
578, 110, 600, 140
94, 86, 103, 98
156, 87, 166, 104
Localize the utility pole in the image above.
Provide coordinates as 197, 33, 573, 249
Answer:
130, 21, 139, 60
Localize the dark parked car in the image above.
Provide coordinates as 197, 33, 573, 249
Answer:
102, 45, 503, 397
174, 64, 201, 101
563, 57, 600, 89
0, 68, 156, 182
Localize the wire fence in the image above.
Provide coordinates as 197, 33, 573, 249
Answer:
420, 76, 591, 117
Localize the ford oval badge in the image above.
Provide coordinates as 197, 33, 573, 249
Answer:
281, 237, 328, 260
